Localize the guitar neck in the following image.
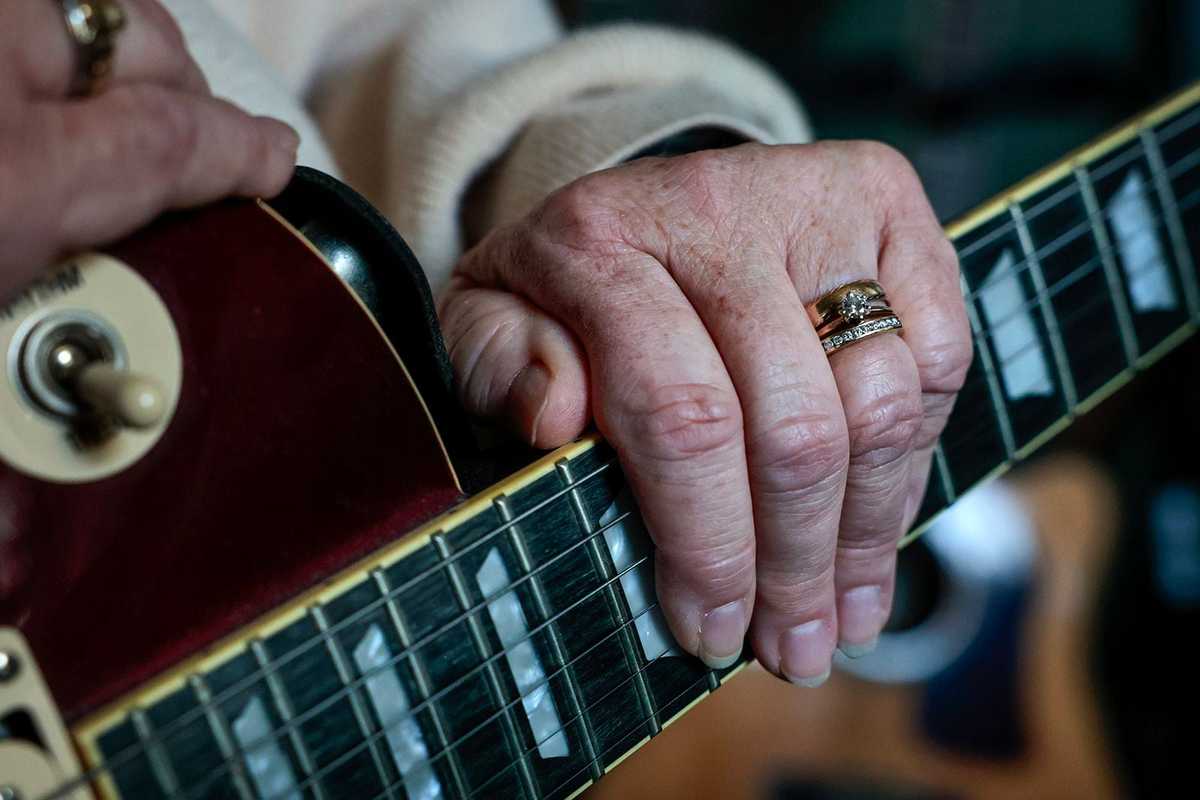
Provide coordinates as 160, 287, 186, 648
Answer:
73, 81, 1200, 800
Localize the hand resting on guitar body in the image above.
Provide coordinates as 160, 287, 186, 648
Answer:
0, 0, 973, 691
441, 142, 972, 685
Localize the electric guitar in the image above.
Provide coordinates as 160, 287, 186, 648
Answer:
1, 80, 1198, 800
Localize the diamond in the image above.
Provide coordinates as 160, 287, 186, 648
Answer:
838, 289, 871, 323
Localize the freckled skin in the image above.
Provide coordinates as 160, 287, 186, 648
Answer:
442, 140, 972, 684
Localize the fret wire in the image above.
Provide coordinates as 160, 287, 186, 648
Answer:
249, 640, 328, 800
86, 136, 1200, 784
77, 215, 1200, 800
152, 513, 645, 800
555, 459, 662, 738
1010, 203, 1079, 410
171, 554, 667, 800
494, 494, 605, 782
939, 281, 1156, 456
186, 675, 256, 800
196, 227, 1200, 796
371, 568, 472, 799
79, 458, 622, 790
959, 273, 1017, 458
932, 442, 956, 505
1141, 128, 1200, 320
70, 227, 1200, 800
309, 604, 398, 800
432, 531, 542, 800
468, 661, 719, 800
282, 600, 712, 800
65, 130, 1200, 800
1074, 165, 1142, 365
958, 146, 1197, 302
129, 709, 183, 798
95, 252, 1183, 800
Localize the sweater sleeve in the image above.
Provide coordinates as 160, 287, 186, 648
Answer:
181, 0, 811, 294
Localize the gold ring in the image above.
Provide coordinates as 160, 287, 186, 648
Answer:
807, 280, 903, 355
59, 0, 126, 97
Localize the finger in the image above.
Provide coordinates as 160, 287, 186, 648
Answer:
7, 84, 297, 280
680, 260, 849, 687
9, 0, 208, 98
870, 149, 973, 456
826, 333, 922, 657
437, 278, 590, 447
623, 155, 853, 685
456, 210, 758, 670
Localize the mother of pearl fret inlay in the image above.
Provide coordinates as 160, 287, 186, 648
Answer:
977, 248, 1054, 400
601, 489, 683, 661
1110, 167, 1179, 312
476, 547, 569, 758
353, 624, 443, 799
232, 695, 301, 800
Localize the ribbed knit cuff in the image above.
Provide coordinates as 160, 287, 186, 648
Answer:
386, 24, 811, 293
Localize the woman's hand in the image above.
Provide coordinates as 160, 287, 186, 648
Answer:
439, 141, 971, 685
0, 0, 297, 301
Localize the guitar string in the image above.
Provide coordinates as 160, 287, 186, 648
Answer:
175, 582, 680, 800
53, 225, 1197, 800
51, 140, 1200, 797
148, 208, 1200, 800
471, 670, 719, 800
954, 105, 1199, 263
938, 181, 1200, 457
40, 120, 1200, 798
263, 598, 708, 800
937, 246, 1189, 458
36, 464, 633, 799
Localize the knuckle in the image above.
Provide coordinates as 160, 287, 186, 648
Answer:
669, 149, 737, 219
752, 408, 849, 497
124, 87, 197, 175
538, 176, 630, 256
918, 334, 973, 396
668, 538, 756, 596
847, 385, 924, 467
853, 140, 919, 188
626, 383, 744, 465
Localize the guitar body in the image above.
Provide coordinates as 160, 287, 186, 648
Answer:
0, 186, 461, 719
0, 82, 1197, 800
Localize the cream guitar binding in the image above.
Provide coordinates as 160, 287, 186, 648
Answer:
0, 629, 89, 800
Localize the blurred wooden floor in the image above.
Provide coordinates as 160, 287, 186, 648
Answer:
585, 455, 1123, 800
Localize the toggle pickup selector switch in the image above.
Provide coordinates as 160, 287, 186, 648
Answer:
0, 254, 182, 483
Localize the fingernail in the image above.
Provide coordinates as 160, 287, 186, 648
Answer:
779, 619, 833, 686
838, 639, 877, 659
261, 117, 300, 154
509, 362, 551, 446
790, 668, 831, 688
838, 585, 884, 654
698, 599, 747, 669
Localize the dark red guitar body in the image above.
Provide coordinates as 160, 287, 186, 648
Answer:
0, 185, 462, 720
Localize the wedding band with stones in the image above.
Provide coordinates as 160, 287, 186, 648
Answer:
807, 280, 903, 355
59, 0, 127, 97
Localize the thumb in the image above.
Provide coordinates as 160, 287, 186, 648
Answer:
438, 278, 590, 448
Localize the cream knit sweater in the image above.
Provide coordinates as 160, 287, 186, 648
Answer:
163, 0, 811, 292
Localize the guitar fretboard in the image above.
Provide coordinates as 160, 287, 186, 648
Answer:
73, 83, 1200, 800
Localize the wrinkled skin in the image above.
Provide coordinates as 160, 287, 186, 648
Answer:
440, 142, 972, 684
0, 0, 297, 300
0, 0, 972, 689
